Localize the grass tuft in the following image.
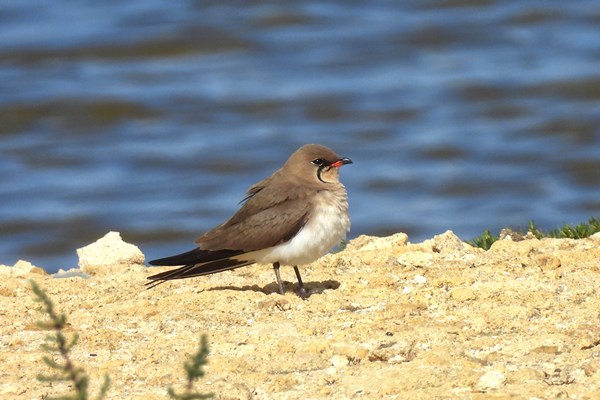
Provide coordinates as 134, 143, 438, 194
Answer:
549, 217, 600, 239
469, 217, 600, 250
469, 229, 498, 250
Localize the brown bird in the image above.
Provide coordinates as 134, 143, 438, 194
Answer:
146, 144, 352, 297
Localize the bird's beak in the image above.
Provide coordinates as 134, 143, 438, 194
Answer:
329, 157, 353, 168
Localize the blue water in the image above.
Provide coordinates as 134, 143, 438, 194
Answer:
1, 1, 599, 273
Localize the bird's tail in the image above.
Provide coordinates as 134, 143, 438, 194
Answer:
146, 248, 253, 289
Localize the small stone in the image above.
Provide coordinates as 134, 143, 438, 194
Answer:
584, 360, 600, 376
355, 348, 369, 360
535, 255, 561, 270
431, 230, 466, 253
388, 354, 407, 364
330, 355, 348, 368
476, 370, 506, 391
499, 228, 535, 241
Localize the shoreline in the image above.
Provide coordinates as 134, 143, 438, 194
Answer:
2, 230, 600, 399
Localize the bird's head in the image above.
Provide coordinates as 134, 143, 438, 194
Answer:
284, 144, 352, 184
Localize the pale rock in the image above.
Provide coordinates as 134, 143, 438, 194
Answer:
431, 230, 467, 253
330, 355, 348, 368
388, 354, 407, 364
570, 368, 587, 383
348, 233, 409, 264
348, 233, 408, 252
77, 231, 145, 275
397, 251, 434, 267
369, 340, 414, 363
535, 254, 561, 270
476, 370, 506, 391
0, 260, 47, 276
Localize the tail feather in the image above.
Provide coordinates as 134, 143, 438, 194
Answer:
146, 248, 254, 289
149, 248, 244, 267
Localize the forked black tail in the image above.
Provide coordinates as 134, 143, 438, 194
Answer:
146, 248, 251, 289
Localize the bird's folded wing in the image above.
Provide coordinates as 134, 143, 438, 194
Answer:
196, 197, 312, 251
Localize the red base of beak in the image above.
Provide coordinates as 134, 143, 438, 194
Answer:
330, 157, 353, 168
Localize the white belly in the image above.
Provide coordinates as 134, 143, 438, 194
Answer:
254, 191, 350, 266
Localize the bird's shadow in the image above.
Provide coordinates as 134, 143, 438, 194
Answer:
207, 280, 340, 297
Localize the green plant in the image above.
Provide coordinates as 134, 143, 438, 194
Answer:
469, 229, 498, 250
31, 280, 110, 400
167, 335, 213, 399
334, 240, 348, 253
31, 280, 216, 399
469, 217, 600, 249
549, 217, 600, 239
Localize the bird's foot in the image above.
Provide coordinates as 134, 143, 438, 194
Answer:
297, 286, 311, 300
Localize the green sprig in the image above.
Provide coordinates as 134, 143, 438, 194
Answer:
167, 335, 213, 400
30, 280, 110, 400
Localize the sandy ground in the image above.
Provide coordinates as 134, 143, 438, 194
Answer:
1, 231, 600, 399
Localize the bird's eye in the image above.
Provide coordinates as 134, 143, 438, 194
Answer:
311, 158, 326, 166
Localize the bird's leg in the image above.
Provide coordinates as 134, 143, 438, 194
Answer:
272, 262, 285, 295
293, 265, 309, 299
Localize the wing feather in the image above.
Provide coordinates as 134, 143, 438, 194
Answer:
196, 177, 315, 251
